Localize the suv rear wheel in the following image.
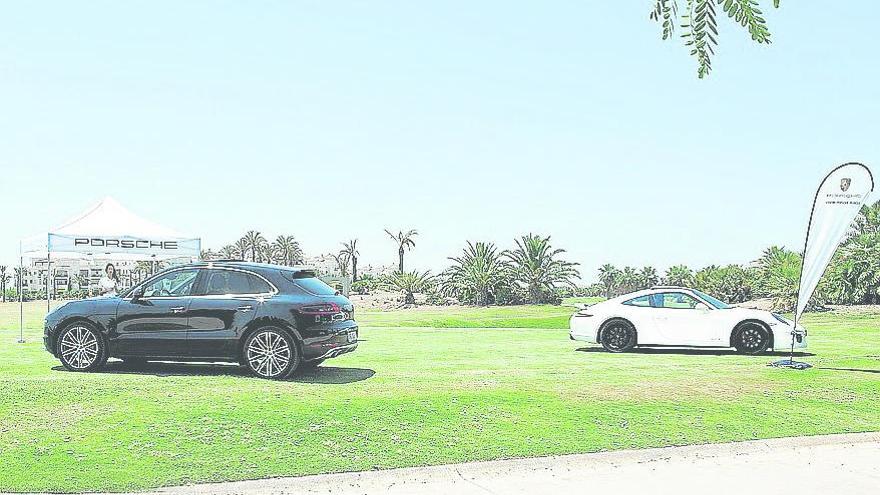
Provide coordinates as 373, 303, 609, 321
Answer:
243, 327, 300, 379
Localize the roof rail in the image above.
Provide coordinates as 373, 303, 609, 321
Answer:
650, 285, 692, 290
206, 259, 246, 263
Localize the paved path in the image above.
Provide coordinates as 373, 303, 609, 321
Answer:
139, 433, 880, 495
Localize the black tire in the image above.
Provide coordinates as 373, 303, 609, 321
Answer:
243, 327, 300, 379
600, 319, 637, 353
733, 322, 771, 355
300, 358, 325, 369
56, 322, 108, 372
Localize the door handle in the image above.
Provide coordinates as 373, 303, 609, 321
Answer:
237, 305, 253, 312
170, 306, 186, 313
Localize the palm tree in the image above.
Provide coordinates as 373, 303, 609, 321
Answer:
243, 231, 267, 262
505, 234, 579, 304
441, 241, 509, 306
598, 264, 621, 298
0, 265, 8, 302
755, 246, 802, 311
383, 270, 434, 305
218, 245, 238, 260
638, 266, 659, 289
385, 229, 418, 272
618, 266, 640, 294
234, 238, 250, 261
260, 243, 277, 264
664, 265, 694, 287
272, 235, 303, 266
200, 249, 217, 261
826, 233, 880, 305
340, 239, 360, 281
330, 252, 351, 278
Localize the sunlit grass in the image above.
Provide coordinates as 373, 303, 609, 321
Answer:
1, 300, 878, 492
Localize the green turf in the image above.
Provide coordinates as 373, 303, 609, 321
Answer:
1, 300, 879, 492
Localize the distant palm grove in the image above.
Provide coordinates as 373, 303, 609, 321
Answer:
6, 202, 878, 312
592, 200, 880, 311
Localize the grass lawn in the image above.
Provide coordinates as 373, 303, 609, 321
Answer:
1, 300, 879, 492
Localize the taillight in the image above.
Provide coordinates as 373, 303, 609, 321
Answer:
300, 302, 346, 323
301, 302, 342, 315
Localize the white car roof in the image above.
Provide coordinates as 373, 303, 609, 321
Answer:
607, 286, 700, 303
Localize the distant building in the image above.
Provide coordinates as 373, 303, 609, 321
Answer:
20, 259, 142, 296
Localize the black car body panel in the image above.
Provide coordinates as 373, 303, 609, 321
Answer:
44, 261, 358, 366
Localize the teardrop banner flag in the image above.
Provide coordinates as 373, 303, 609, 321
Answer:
774, 162, 874, 369
795, 162, 874, 326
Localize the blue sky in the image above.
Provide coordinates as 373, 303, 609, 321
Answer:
1, 1, 877, 282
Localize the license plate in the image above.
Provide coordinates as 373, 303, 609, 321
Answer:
347, 330, 357, 343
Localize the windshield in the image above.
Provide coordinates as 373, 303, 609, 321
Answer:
692, 289, 731, 309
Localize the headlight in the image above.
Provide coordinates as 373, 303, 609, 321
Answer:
771, 313, 792, 326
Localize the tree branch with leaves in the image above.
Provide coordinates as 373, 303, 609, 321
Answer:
651, 0, 778, 78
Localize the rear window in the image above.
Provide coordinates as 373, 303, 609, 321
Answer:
295, 277, 338, 296
281, 270, 338, 295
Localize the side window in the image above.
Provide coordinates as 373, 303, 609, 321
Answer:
142, 269, 199, 298
656, 292, 703, 309
247, 274, 273, 294
203, 270, 273, 295
623, 295, 651, 307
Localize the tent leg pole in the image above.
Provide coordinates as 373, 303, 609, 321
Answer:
46, 250, 51, 314
18, 241, 24, 343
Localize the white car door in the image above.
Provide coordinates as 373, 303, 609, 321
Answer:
650, 292, 721, 346
618, 294, 664, 344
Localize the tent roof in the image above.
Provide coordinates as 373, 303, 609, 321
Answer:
21, 197, 199, 260
51, 197, 185, 238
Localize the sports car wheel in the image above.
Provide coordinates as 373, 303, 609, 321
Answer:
734, 323, 770, 355
57, 322, 108, 372
600, 320, 636, 353
244, 327, 299, 379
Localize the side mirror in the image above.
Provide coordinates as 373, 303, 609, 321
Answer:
131, 287, 145, 300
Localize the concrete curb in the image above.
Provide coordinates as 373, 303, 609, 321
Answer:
141, 432, 880, 495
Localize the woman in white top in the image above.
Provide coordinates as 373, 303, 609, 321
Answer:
98, 263, 120, 297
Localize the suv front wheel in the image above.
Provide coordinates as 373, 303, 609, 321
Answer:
57, 322, 108, 372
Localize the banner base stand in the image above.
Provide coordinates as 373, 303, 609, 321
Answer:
769, 359, 812, 370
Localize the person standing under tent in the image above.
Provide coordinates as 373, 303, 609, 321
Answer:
98, 263, 119, 297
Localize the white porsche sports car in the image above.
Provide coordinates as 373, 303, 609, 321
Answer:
569, 286, 807, 354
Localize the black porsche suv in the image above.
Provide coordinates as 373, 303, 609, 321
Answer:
43, 261, 358, 379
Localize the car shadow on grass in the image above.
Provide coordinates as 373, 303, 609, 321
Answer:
575, 346, 815, 358
51, 362, 376, 384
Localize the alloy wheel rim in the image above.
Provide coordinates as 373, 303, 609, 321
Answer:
247, 331, 292, 377
59, 326, 99, 369
607, 325, 631, 350
741, 326, 764, 349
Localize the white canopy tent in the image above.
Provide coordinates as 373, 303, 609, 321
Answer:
17, 197, 201, 342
